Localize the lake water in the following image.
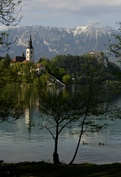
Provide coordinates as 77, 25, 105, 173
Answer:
0, 87, 121, 164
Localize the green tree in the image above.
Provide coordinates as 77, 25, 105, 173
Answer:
50, 54, 120, 84
5, 53, 11, 60
0, 86, 23, 122
0, 0, 22, 86
109, 22, 121, 57
14, 62, 37, 85
108, 22, 121, 87
39, 73, 49, 86
0, 59, 21, 88
0, 0, 22, 122
0, 61, 23, 122
62, 74, 71, 84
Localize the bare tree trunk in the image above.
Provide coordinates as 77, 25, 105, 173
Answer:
69, 128, 83, 164
69, 112, 88, 164
53, 152, 60, 164
53, 123, 60, 164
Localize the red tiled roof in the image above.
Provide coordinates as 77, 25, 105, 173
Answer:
36, 63, 44, 68
22, 60, 30, 63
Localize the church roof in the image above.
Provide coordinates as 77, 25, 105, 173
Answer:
27, 35, 33, 49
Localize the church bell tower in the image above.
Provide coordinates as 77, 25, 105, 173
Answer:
26, 35, 34, 62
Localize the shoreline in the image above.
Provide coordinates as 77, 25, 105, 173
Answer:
1, 161, 121, 177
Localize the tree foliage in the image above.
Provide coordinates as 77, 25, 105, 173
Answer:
38, 88, 84, 164
0, 0, 22, 123
48, 54, 120, 84
0, 87, 23, 122
38, 66, 108, 164
0, 0, 22, 26
0, 59, 24, 122
0, 0, 22, 50
109, 22, 121, 57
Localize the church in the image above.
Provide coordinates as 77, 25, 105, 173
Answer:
12, 35, 34, 63
11, 36, 45, 74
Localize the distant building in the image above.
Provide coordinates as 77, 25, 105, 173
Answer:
10, 56, 26, 65
88, 51, 108, 67
11, 36, 45, 74
89, 51, 104, 60
12, 56, 26, 62
36, 63, 45, 75
26, 35, 34, 62
12, 35, 34, 63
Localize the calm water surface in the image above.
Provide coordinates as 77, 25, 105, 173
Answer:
0, 87, 121, 164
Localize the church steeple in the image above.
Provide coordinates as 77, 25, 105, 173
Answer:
26, 35, 34, 62
27, 35, 33, 49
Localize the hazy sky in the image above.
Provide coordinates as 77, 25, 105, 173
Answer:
20, 0, 121, 29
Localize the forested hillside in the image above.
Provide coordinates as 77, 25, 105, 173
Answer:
45, 53, 121, 83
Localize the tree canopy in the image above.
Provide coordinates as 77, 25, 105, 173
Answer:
0, 0, 22, 50
0, 0, 22, 26
0, 0, 22, 122
41, 54, 121, 85
109, 22, 121, 57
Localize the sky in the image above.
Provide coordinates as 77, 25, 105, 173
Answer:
13, 0, 121, 29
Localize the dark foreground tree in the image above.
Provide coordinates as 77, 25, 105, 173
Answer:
69, 57, 108, 164
38, 84, 108, 164
107, 22, 121, 90
69, 86, 106, 164
38, 88, 84, 164
38, 55, 111, 164
109, 22, 121, 57
0, 0, 22, 26
0, 0, 22, 50
38, 84, 109, 165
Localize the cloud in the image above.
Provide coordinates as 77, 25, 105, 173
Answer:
30, 0, 121, 10
22, 0, 121, 17
20, 0, 121, 28
71, 5, 121, 17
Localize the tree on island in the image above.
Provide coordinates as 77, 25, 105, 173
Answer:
0, 0, 22, 81
0, 0, 23, 122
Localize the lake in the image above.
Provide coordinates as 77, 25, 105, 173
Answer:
0, 86, 121, 164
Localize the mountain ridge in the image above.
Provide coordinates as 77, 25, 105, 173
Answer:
0, 22, 119, 62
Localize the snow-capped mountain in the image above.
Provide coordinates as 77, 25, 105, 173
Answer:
0, 22, 119, 61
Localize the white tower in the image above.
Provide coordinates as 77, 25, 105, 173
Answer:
26, 35, 34, 62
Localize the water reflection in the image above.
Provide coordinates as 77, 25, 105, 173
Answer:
25, 108, 30, 126
0, 86, 121, 163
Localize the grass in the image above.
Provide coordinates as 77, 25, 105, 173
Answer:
1, 161, 121, 177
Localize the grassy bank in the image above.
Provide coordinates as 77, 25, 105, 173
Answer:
1, 162, 121, 177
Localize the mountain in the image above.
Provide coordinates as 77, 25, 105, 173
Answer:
0, 22, 119, 62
